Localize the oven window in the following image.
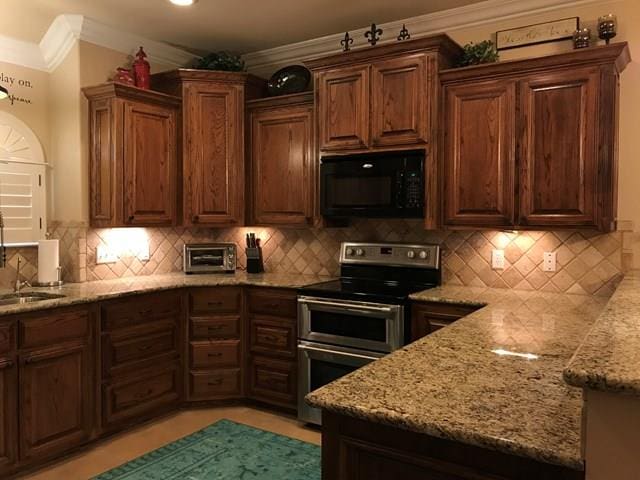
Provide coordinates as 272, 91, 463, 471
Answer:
310, 359, 361, 391
325, 175, 393, 207
191, 252, 224, 266
310, 310, 387, 342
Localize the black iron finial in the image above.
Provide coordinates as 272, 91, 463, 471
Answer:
365, 23, 383, 46
397, 24, 410, 41
340, 32, 353, 52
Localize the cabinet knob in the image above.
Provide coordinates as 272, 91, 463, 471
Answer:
128, 215, 134, 221
192, 215, 200, 223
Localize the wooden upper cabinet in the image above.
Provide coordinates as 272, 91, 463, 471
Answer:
371, 55, 429, 147
123, 101, 177, 225
247, 93, 314, 226
443, 80, 516, 227
153, 70, 265, 227
518, 67, 599, 228
317, 65, 370, 151
84, 83, 181, 228
307, 35, 462, 154
440, 43, 630, 232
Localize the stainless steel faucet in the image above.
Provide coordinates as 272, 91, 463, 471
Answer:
14, 256, 31, 293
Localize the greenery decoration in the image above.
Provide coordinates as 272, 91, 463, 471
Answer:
193, 51, 246, 72
456, 40, 499, 67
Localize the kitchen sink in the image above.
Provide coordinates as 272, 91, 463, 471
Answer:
0, 292, 66, 306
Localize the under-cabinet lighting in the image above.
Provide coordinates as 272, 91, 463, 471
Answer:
491, 349, 539, 360
169, 0, 198, 5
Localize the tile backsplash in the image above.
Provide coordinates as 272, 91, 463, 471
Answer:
39, 219, 633, 297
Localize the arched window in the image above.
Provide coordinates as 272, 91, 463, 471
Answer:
0, 111, 47, 245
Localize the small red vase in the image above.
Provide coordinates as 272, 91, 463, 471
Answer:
133, 47, 151, 90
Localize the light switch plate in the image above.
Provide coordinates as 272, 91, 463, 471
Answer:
135, 242, 150, 261
491, 249, 505, 270
543, 252, 557, 272
96, 245, 118, 264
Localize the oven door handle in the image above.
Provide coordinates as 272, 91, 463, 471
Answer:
299, 298, 395, 314
298, 343, 383, 361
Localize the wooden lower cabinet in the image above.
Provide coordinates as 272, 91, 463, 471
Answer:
18, 307, 94, 465
0, 357, 17, 476
322, 411, 584, 480
245, 288, 298, 410
411, 302, 481, 341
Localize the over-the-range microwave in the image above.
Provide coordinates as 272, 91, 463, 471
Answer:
320, 150, 425, 218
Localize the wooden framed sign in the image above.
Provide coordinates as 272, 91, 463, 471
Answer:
496, 17, 579, 51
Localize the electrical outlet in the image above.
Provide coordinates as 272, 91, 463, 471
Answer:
136, 242, 150, 261
491, 249, 505, 270
543, 252, 557, 272
96, 245, 118, 264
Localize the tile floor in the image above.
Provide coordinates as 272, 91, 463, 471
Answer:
18, 407, 321, 480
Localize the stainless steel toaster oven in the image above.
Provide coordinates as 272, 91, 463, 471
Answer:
183, 243, 236, 273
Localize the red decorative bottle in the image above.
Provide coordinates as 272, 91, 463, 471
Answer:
133, 47, 151, 89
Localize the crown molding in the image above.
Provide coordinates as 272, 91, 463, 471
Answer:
243, 0, 617, 76
0, 14, 196, 73
0, 34, 47, 71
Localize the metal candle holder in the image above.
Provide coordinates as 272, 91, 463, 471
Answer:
598, 13, 617, 45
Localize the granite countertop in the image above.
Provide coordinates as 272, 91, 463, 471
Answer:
306, 285, 611, 470
0, 271, 333, 317
564, 271, 640, 396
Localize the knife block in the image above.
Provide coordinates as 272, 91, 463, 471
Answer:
246, 247, 264, 274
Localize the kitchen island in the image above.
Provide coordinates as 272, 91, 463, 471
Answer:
306, 285, 611, 479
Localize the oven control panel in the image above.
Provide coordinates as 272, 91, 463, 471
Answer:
340, 242, 440, 269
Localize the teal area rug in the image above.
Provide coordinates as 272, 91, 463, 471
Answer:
93, 419, 321, 480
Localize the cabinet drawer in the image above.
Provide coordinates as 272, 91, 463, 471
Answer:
247, 355, 296, 408
246, 289, 297, 318
190, 316, 240, 340
103, 323, 179, 376
249, 316, 296, 358
20, 308, 90, 349
190, 288, 241, 315
102, 292, 181, 331
0, 321, 14, 355
190, 341, 240, 369
189, 369, 241, 400
103, 365, 180, 429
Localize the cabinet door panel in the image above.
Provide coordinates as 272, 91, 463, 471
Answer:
123, 101, 177, 226
519, 67, 599, 227
250, 106, 313, 225
0, 359, 17, 476
444, 80, 516, 227
247, 355, 296, 408
20, 345, 92, 461
318, 66, 369, 150
89, 100, 116, 225
184, 83, 244, 226
371, 55, 429, 146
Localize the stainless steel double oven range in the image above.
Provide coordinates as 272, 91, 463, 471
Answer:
297, 242, 441, 425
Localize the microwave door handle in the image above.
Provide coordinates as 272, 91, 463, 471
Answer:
300, 298, 393, 314
298, 343, 382, 362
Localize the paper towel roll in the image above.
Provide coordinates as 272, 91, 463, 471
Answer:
38, 239, 60, 284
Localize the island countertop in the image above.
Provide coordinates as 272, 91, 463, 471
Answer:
0, 271, 333, 317
564, 271, 640, 396
306, 285, 611, 470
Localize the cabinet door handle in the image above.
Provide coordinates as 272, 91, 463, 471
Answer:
139, 309, 153, 316
207, 325, 223, 331
207, 352, 222, 358
208, 379, 223, 386
207, 301, 223, 307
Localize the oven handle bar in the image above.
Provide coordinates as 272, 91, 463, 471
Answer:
298, 297, 395, 313
298, 343, 384, 361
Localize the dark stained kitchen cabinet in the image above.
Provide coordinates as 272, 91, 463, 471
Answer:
443, 79, 516, 227
247, 93, 315, 226
245, 288, 298, 410
84, 83, 181, 227
187, 287, 243, 401
440, 43, 630, 232
518, 67, 599, 228
307, 35, 461, 154
153, 70, 265, 227
18, 307, 94, 464
411, 301, 481, 341
371, 55, 431, 147
0, 322, 16, 477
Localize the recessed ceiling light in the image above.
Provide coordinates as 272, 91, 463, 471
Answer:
169, 0, 197, 5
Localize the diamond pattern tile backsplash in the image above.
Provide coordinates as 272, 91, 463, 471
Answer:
1, 220, 630, 295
